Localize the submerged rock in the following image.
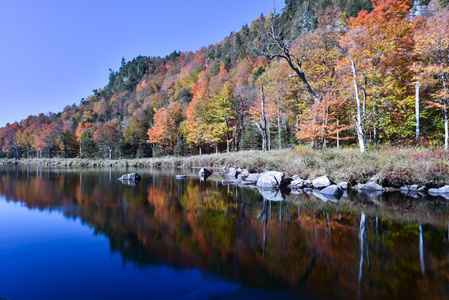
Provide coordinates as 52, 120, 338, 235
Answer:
222, 179, 236, 185
118, 173, 141, 182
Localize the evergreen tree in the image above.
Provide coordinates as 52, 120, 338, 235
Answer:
240, 121, 262, 150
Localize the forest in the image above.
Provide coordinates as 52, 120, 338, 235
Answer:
1, 0, 449, 159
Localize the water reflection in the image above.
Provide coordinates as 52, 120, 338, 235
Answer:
1, 165, 449, 299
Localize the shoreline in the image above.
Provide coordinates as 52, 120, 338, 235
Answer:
1, 147, 449, 188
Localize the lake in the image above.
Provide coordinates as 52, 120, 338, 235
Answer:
1, 165, 449, 299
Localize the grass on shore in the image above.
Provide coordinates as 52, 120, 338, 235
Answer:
2, 146, 449, 187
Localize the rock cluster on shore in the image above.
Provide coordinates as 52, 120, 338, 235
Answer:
198, 166, 449, 202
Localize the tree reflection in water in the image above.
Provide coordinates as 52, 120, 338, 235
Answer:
1, 165, 449, 299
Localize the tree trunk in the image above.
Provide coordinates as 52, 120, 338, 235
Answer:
79, 138, 82, 159
254, 85, 269, 151
337, 118, 340, 149
278, 108, 282, 150
416, 82, 420, 139
349, 55, 366, 153
445, 109, 448, 151
267, 117, 271, 151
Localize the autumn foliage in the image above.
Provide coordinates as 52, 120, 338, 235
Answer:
1, 0, 449, 159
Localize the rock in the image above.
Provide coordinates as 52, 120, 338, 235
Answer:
257, 187, 285, 201
337, 182, 349, 190
256, 171, 291, 188
118, 173, 141, 182
240, 169, 249, 177
198, 168, 213, 177
429, 185, 449, 194
359, 182, 384, 191
290, 179, 304, 189
321, 185, 343, 196
304, 180, 312, 187
240, 180, 256, 186
245, 173, 261, 184
216, 171, 227, 175
222, 179, 236, 185
175, 175, 187, 180
226, 167, 238, 178
312, 175, 332, 189
402, 184, 426, 192
199, 168, 212, 181
400, 186, 409, 192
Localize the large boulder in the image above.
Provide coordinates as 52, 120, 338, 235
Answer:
199, 168, 212, 182
256, 171, 291, 188
245, 173, 261, 184
312, 175, 332, 189
359, 182, 384, 191
337, 182, 349, 190
198, 168, 212, 177
429, 185, 449, 194
118, 173, 141, 182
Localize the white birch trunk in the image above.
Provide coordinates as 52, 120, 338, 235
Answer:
349, 56, 365, 153
416, 82, 420, 139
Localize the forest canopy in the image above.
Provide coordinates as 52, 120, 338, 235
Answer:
1, 0, 449, 159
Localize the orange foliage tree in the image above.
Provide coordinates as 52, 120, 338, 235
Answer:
147, 101, 183, 154
413, 7, 449, 149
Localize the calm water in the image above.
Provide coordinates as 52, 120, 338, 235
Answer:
1, 166, 449, 300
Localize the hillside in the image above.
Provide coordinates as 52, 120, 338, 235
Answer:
1, 0, 449, 159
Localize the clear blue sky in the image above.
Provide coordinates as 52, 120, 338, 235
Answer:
0, 0, 283, 127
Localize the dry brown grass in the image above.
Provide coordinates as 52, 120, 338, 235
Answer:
2, 146, 449, 187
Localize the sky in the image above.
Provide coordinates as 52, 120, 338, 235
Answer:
0, 0, 283, 128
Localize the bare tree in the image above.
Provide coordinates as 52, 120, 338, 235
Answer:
249, 8, 319, 103
254, 86, 269, 151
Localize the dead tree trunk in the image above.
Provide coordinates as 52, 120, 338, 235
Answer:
416, 82, 420, 139
254, 85, 269, 151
